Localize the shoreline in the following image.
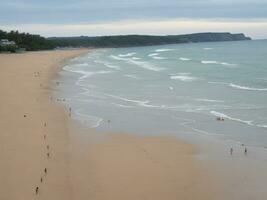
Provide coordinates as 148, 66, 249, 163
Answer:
0, 49, 88, 200
0, 49, 214, 200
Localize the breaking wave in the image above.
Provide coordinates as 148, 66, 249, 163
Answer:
110, 55, 165, 72
179, 57, 191, 61
155, 48, 174, 52
210, 111, 253, 126
229, 83, 267, 91
170, 73, 199, 82
118, 52, 136, 57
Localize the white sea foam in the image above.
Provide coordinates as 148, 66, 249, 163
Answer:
209, 81, 267, 91
130, 59, 165, 71
220, 62, 237, 66
104, 93, 162, 108
201, 60, 219, 64
196, 98, 224, 103
110, 55, 165, 72
208, 81, 228, 85
148, 53, 159, 57
94, 60, 121, 70
179, 57, 191, 61
169, 86, 174, 90
229, 83, 267, 91
111, 103, 133, 108
257, 124, 267, 128
170, 76, 197, 82
73, 63, 89, 67
201, 60, 237, 66
104, 63, 121, 70
75, 110, 103, 128
152, 56, 167, 60
63, 65, 112, 80
210, 111, 253, 125
110, 55, 128, 61
107, 94, 149, 106
124, 74, 139, 79
118, 52, 136, 57
203, 47, 213, 50
155, 48, 173, 52
170, 73, 198, 82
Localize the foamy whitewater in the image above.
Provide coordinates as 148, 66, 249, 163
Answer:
58, 40, 267, 148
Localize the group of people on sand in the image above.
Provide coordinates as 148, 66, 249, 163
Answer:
216, 117, 225, 121
230, 147, 248, 155
35, 122, 51, 195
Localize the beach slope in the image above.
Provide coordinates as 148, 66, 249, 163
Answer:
0, 50, 213, 200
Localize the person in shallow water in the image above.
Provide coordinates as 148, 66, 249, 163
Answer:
216, 117, 225, 121
244, 148, 248, 155
230, 148, 233, 155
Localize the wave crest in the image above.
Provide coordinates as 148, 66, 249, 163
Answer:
229, 83, 267, 91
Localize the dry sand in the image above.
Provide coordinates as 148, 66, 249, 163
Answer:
0, 50, 214, 200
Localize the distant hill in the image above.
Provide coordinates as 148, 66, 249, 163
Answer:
49, 32, 251, 48
1, 30, 251, 52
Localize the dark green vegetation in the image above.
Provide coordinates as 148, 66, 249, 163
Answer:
1, 29, 251, 52
0, 44, 17, 53
0, 30, 54, 52
49, 33, 251, 48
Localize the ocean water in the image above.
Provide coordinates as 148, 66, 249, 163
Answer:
57, 40, 267, 199
58, 40, 267, 148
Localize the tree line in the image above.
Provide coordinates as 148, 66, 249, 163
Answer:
0, 30, 55, 52
1, 29, 251, 53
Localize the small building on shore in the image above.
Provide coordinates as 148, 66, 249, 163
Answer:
0, 39, 16, 46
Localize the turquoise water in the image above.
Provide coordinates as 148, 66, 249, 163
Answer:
58, 40, 267, 148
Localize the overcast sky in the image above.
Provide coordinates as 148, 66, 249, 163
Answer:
0, 0, 267, 38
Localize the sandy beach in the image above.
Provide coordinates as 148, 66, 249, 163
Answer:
0, 50, 214, 200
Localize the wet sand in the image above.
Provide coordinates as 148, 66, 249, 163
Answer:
0, 50, 214, 200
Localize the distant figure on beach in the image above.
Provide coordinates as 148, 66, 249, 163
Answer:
47, 145, 50, 150
44, 168, 47, 174
69, 107, 72, 117
230, 147, 233, 155
216, 117, 225, 121
244, 148, 248, 155
35, 186, 39, 195
47, 152, 50, 158
40, 177, 43, 183
44, 122, 47, 127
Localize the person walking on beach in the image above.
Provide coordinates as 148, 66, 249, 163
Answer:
35, 186, 39, 195
244, 147, 248, 155
230, 147, 233, 155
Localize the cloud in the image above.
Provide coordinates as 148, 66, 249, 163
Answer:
0, 0, 267, 24
1, 18, 267, 39
0, 0, 267, 38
